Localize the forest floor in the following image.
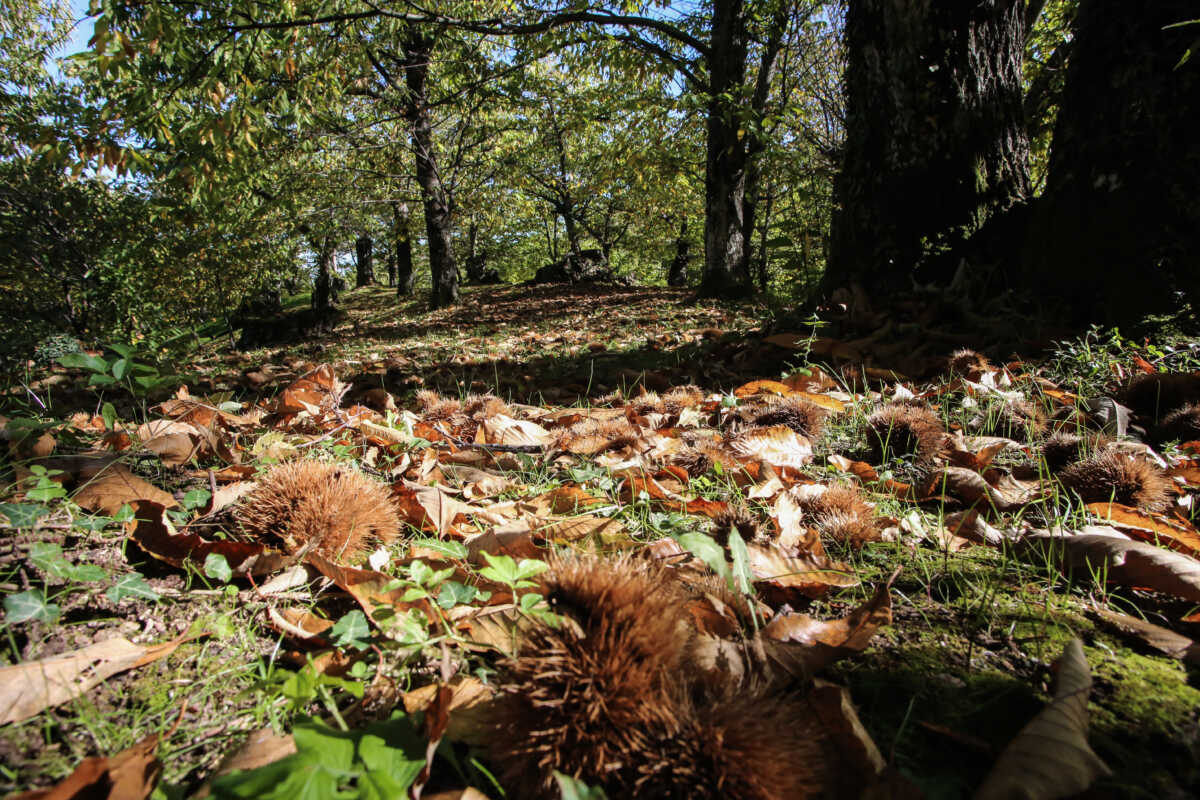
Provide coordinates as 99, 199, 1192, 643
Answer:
2, 282, 1199, 799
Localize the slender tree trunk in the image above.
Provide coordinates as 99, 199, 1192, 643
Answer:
355, 234, 374, 288
743, 5, 788, 272
699, 0, 752, 299
755, 181, 775, 292
403, 30, 458, 309
829, 0, 1030, 292
386, 249, 396, 287
312, 235, 336, 312
668, 218, 691, 287
391, 201, 414, 297
560, 205, 583, 257
1024, 0, 1200, 319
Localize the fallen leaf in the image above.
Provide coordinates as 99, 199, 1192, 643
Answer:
479, 414, 551, 447
1, 635, 195, 724
807, 679, 886, 796
308, 553, 438, 622
9, 735, 160, 800
73, 465, 177, 515
729, 425, 814, 470
127, 501, 290, 576
402, 676, 495, 746
762, 578, 893, 674
399, 480, 471, 538
976, 639, 1110, 799
1018, 529, 1200, 604
1090, 607, 1200, 665
1086, 502, 1200, 558
746, 540, 857, 601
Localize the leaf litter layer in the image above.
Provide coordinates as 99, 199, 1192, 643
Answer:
2, 284, 1200, 798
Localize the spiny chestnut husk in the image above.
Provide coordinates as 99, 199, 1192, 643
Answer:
730, 395, 828, 439
946, 348, 993, 380
866, 401, 947, 464
235, 460, 399, 563
487, 555, 830, 799
982, 399, 1047, 443
1041, 431, 1109, 471
1151, 402, 1200, 445
1119, 372, 1200, 422
710, 505, 763, 547
1057, 451, 1172, 512
795, 485, 880, 547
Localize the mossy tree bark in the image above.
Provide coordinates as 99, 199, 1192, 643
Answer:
829, 0, 1030, 293
391, 201, 414, 297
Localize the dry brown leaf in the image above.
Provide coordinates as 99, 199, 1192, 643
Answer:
0, 635, 195, 724
746, 540, 857, 601
399, 480, 471, 538
808, 679, 886, 796
931, 466, 1029, 512
762, 578, 893, 675
402, 676, 495, 746
1090, 607, 1200, 666
479, 414, 551, 447
975, 639, 1110, 799
729, 425, 814, 470
127, 501, 290, 576
1086, 502, 1200, 558
9, 735, 160, 800
73, 464, 177, 515
195, 729, 296, 799
1019, 530, 1200, 603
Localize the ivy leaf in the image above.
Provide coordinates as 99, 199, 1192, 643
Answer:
436, 580, 480, 609
107, 573, 161, 602
329, 610, 371, 651
554, 772, 609, 800
0, 503, 49, 528
204, 553, 232, 583
4, 590, 61, 624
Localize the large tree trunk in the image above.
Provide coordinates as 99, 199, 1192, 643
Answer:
391, 201, 414, 297
354, 234, 374, 288
699, 0, 752, 299
829, 0, 1030, 292
312, 235, 336, 312
403, 30, 459, 309
1024, 0, 1200, 320
668, 218, 691, 287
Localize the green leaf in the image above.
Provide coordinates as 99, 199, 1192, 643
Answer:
111, 358, 130, 380
58, 352, 109, 373
329, 610, 371, 650
519, 591, 545, 613
88, 372, 117, 387
728, 529, 755, 595
436, 580, 479, 609
101, 402, 117, 430
29, 541, 70, 577
107, 342, 135, 359
65, 564, 109, 583
676, 532, 732, 587
107, 573, 161, 602
554, 771, 609, 799
407, 538, 468, 560
204, 552, 232, 582
4, 589, 61, 623
0, 503, 49, 528
183, 489, 212, 510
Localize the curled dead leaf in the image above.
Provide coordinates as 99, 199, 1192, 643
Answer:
975, 639, 1110, 799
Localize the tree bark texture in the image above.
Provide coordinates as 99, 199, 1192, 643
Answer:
312, 236, 336, 312
355, 234, 374, 287
668, 218, 691, 287
1024, 0, 1200, 318
699, 0, 753, 298
391, 201, 414, 297
829, 0, 1030, 291
403, 30, 459, 309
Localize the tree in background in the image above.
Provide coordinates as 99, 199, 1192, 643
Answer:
829, 0, 1030, 292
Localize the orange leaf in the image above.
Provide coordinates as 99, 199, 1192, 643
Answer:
1086, 502, 1200, 558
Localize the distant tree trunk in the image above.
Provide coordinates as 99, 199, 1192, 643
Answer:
403, 30, 458, 309
312, 235, 336, 312
391, 201, 414, 297
743, 4, 788, 276
668, 218, 691, 287
754, 181, 776, 292
1024, 0, 1200, 319
829, 0, 1030, 292
386, 248, 396, 287
699, 0, 752, 299
355, 234, 374, 288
